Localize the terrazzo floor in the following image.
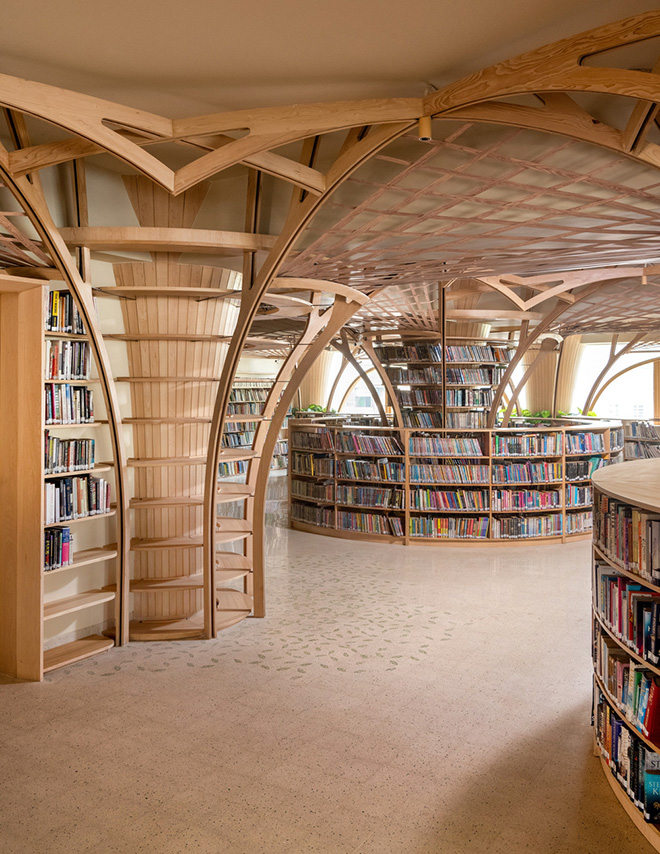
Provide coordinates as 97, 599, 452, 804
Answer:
1, 473, 653, 853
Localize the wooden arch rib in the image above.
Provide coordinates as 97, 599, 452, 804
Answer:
590, 355, 660, 409
0, 146, 130, 643
360, 340, 405, 428
248, 295, 365, 621
331, 331, 388, 426
336, 365, 379, 412
202, 121, 414, 635
501, 338, 559, 423
582, 333, 646, 415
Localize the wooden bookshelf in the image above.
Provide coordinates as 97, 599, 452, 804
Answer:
0, 279, 120, 680
591, 458, 660, 850
288, 418, 622, 546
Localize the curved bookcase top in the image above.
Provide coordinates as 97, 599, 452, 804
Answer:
592, 458, 660, 513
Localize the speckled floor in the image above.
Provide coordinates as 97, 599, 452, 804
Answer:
1, 473, 653, 853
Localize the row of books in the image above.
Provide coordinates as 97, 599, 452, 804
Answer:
398, 389, 443, 407
291, 502, 334, 528
45, 339, 91, 381
291, 452, 334, 477
445, 388, 493, 407
595, 692, 660, 823
224, 421, 259, 433
491, 513, 563, 538
44, 432, 95, 474
445, 412, 487, 428
336, 484, 405, 509
337, 459, 405, 482
226, 402, 263, 415
337, 433, 404, 455
566, 457, 606, 481
626, 422, 660, 440
565, 432, 605, 453
337, 510, 404, 536
44, 475, 112, 524
229, 388, 269, 402
445, 345, 512, 364
290, 429, 334, 451
222, 431, 256, 448
401, 411, 443, 428
409, 488, 489, 511
594, 494, 660, 583
565, 484, 593, 506
564, 510, 592, 534
44, 526, 73, 571
410, 463, 490, 484
44, 383, 94, 425
447, 366, 507, 385
291, 479, 334, 501
409, 436, 483, 456
625, 441, 660, 460
45, 290, 88, 335
218, 460, 250, 477
376, 344, 443, 363
410, 515, 490, 539
491, 488, 561, 511
491, 432, 561, 457
491, 461, 562, 484
386, 366, 443, 384
595, 563, 660, 663
595, 633, 660, 742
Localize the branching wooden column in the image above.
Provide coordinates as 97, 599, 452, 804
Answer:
114, 177, 239, 640
554, 335, 584, 415
298, 349, 336, 410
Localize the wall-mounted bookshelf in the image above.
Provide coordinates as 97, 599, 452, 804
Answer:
591, 459, 660, 851
221, 378, 288, 477
623, 420, 660, 460
0, 281, 118, 681
289, 417, 622, 546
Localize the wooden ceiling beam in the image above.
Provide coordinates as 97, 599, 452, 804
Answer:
58, 226, 277, 254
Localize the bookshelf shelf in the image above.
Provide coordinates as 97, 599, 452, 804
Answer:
43, 590, 116, 621
45, 508, 117, 528
44, 464, 112, 479
42, 635, 114, 673
43, 546, 118, 575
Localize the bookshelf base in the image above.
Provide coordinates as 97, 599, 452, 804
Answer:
291, 520, 591, 546
43, 635, 114, 673
597, 754, 660, 852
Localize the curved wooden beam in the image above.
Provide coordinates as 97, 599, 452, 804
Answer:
582, 333, 645, 414
501, 338, 559, 425
331, 331, 388, 425
59, 226, 277, 254
336, 365, 380, 412
0, 143, 130, 644
249, 295, 362, 619
325, 355, 349, 411
591, 356, 660, 409
360, 339, 405, 428
202, 120, 414, 633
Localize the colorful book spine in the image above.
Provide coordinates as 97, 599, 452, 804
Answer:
491, 513, 562, 538
44, 526, 74, 570
491, 489, 561, 511
409, 488, 489, 511
410, 515, 489, 539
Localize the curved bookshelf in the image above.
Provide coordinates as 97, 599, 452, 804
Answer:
289, 417, 622, 546
592, 458, 660, 850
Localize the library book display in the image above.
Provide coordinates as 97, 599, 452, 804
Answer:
592, 459, 660, 850
289, 416, 623, 546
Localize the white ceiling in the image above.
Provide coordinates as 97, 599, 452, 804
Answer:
0, 0, 657, 116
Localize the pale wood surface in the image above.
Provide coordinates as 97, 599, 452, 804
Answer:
43, 590, 116, 620
592, 458, 660, 513
42, 635, 114, 673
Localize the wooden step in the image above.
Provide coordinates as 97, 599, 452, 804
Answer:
116, 376, 221, 383
216, 552, 252, 571
215, 589, 253, 631
216, 490, 253, 504
123, 417, 212, 424
43, 545, 118, 575
126, 617, 205, 642
43, 635, 114, 673
131, 537, 203, 550
94, 286, 240, 301
127, 457, 207, 467
217, 482, 254, 495
130, 496, 204, 508
105, 569, 249, 592
43, 590, 116, 621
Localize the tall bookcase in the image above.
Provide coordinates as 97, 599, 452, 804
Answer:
0, 277, 118, 680
373, 339, 513, 429
289, 417, 622, 546
623, 419, 660, 460
591, 459, 660, 850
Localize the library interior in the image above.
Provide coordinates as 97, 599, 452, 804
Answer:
6, 2, 660, 852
